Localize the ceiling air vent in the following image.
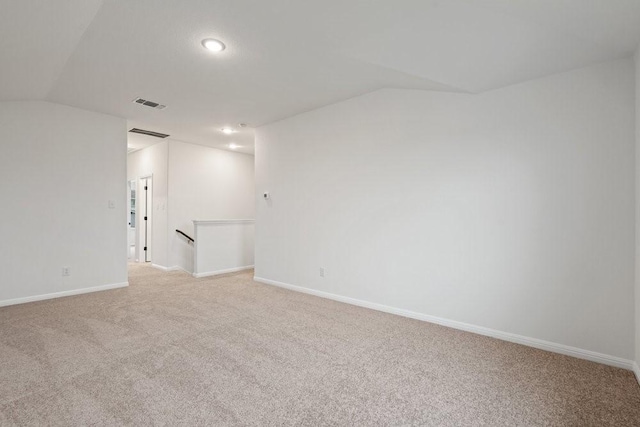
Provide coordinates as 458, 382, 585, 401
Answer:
132, 97, 167, 110
129, 128, 170, 138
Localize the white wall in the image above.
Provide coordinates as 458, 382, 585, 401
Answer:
127, 140, 169, 268
193, 220, 255, 277
0, 101, 127, 304
168, 140, 255, 272
255, 58, 636, 361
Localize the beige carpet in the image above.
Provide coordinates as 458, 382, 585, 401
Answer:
1, 264, 639, 426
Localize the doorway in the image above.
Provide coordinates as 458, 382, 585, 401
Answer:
127, 180, 136, 260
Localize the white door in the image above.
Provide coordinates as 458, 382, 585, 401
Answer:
139, 177, 152, 262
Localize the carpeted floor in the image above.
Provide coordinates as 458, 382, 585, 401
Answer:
1, 264, 639, 426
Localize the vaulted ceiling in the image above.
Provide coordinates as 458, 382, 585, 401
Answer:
2, 0, 640, 154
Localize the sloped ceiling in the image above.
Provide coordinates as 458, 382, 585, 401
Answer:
0, 0, 103, 100
2, 0, 640, 154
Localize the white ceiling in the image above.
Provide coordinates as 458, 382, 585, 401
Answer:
2, 0, 640, 154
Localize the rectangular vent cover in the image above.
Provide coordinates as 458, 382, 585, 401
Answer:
129, 128, 170, 138
133, 98, 167, 110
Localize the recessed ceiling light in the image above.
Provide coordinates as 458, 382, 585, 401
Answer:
202, 38, 226, 52
229, 143, 239, 150
221, 127, 235, 135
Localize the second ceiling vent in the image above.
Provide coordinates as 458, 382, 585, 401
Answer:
129, 128, 170, 138
133, 97, 167, 110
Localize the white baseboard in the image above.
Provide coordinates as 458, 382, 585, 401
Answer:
633, 362, 640, 386
153, 264, 190, 273
194, 265, 254, 278
152, 264, 193, 274
254, 276, 635, 372
0, 282, 129, 308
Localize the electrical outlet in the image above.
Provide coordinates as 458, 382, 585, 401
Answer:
62, 267, 71, 276
319, 267, 325, 277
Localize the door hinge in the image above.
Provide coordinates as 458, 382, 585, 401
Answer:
144, 216, 148, 221
144, 186, 148, 190
144, 246, 147, 251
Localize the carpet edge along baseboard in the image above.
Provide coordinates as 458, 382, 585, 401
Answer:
253, 276, 636, 375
